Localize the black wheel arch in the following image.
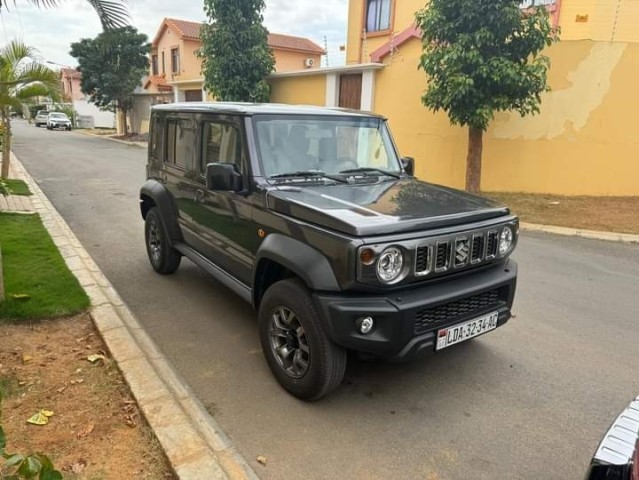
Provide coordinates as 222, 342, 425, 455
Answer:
253, 234, 340, 308
139, 180, 182, 243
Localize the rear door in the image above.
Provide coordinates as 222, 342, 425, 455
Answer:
161, 114, 207, 251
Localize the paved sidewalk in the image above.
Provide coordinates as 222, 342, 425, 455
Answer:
8, 153, 257, 480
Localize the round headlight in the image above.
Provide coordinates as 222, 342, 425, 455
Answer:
376, 246, 405, 284
499, 226, 514, 255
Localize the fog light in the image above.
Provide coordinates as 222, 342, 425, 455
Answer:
358, 316, 374, 334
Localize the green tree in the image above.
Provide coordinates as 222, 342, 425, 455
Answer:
0, 0, 128, 30
0, 41, 59, 179
416, 0, 559, 193
200, 0, 275, 102
70, 27, 150, 134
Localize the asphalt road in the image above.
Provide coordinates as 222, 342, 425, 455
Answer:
12, 121, 639, 479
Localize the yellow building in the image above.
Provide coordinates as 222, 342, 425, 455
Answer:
145, 18, 326, 102
270, 0, 639, 196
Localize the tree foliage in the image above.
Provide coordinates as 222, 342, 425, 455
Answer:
416, 0, 558, 130
416, 0, 559, 192
70, 27, 149, 133
0, 0, 128, 30
0, 41, 60, 179
200, 0, 275, 102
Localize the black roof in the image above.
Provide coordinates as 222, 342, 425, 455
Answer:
151, 102, 384, 118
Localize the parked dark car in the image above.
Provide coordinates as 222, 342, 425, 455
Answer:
140, 102, 519, 400
586, 395, 639, 480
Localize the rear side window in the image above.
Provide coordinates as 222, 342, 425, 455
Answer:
166, 118, 197, 170
201, 121, 245, 174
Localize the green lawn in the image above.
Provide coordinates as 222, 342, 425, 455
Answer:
0, 213, 89, 321
3, 179, 32, 196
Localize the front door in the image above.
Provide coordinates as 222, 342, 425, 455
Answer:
339, 74, 362, 110
192, 116, 256, 284
185, 89, 203, 102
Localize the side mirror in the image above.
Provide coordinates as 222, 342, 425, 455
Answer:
401, 157, 415, 176
205, 163, 243, 192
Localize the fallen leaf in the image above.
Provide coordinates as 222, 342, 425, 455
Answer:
18, 381, 27, 386
87, 354, 106, 363
77, 421, 95, 438
27, 409, 54, 425
256, 455, 267, 466
75, 368, 83, 374
57, 386, 66, 394
22, 354, 33, 364
71, 460, 87, 474
11, 293, 31, 300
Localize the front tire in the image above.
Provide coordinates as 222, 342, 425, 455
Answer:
144, 207, 181, 274
258, 279, 347, 401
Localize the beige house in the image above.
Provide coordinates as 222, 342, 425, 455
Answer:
145, 17, 325, 102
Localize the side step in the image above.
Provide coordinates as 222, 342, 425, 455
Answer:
174, 243, 252, 304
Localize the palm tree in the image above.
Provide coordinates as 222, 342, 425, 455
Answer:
0, 41, 60, 179
0, 0, 129, 30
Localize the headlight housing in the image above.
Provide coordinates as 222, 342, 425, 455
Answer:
376, 246, 406, 284
499, 225, 514, 256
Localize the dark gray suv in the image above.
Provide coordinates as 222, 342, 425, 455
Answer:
140, 102, 518, 400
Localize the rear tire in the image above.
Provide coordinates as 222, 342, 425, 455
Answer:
144, 207, 181, 274
258, 279, 346, 401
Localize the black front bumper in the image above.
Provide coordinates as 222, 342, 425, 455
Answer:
313, 260, 517, 360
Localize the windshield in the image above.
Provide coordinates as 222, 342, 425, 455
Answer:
50, 113, 68, 119
253, 115, 401, 179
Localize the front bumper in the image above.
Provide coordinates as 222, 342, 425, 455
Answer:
313, 260, 517, 360
49, 123, 71, 129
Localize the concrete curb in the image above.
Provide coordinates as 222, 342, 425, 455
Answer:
10, 152, 258, 480
75, 129, 147, 148
520, 222, 639, 244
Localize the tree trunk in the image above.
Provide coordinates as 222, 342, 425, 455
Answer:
0, 110, 11, 180
465, 126, 483, 193
121, 107, 128, 135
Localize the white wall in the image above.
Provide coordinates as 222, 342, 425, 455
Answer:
73, 100, 115, 129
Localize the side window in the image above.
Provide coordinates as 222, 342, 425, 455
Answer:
166, 118, 196, 170
201, 121, 245, 174
150, 115, 162, 159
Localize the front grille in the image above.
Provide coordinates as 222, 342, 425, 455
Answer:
414, 288, 504, 334
486, 231, 498, 258
471, 234, 484, 263
435, 242, 451, 272
411, 222, 516, 282
415, 246, 431, 275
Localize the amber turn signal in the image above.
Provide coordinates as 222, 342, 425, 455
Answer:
360, 248, 376, 265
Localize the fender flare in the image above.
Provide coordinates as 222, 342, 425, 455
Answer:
253, 234, 340, 303
139, 180, 183, 242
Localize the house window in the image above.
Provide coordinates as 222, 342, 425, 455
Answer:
171, 48, 180, 74
161, 52, 165, 74
151, 55, 158, 76
366, 0, 392, 32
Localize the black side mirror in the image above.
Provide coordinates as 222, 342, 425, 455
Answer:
401, 157, 415, 176
205, 163, 243, 192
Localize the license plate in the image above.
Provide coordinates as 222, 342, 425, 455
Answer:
436, 312, 499, 351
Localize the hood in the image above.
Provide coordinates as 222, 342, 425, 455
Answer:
266, 178, 509, 237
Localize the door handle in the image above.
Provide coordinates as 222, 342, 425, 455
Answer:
194, 189, 205, 203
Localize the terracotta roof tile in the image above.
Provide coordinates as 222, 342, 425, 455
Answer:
165, 18, 202, 41
267, 32, 325, 54
144, 74, 173, 91
160, 18, 325, 54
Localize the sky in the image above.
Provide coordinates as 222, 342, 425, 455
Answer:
0, 0, 348, 69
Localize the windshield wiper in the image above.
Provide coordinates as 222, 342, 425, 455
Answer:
339, 167, 401, 179
269, 171, 347, 184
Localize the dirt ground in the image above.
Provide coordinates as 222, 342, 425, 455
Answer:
486, 193, 639, 235
0, 314, 175, 479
